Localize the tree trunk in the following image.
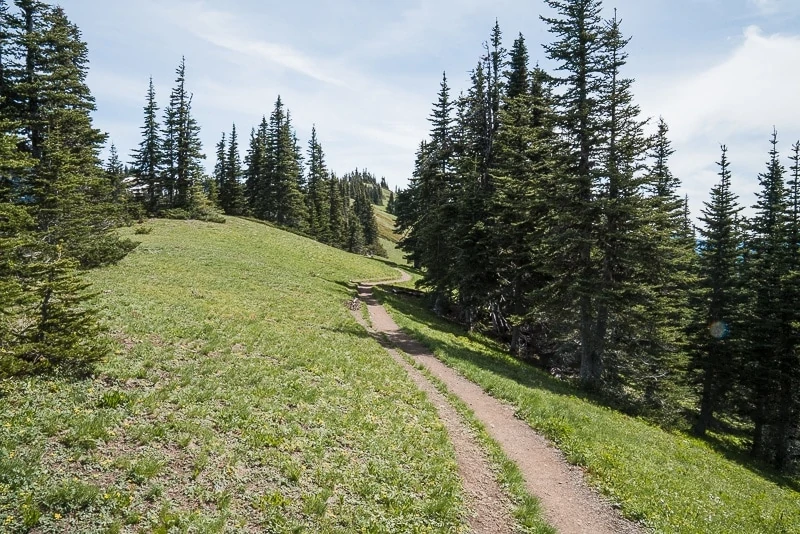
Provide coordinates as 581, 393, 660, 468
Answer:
694, 367, 716, 436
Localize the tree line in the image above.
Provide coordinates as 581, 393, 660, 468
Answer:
395, 0, 799, 472
129, 67, 387, 256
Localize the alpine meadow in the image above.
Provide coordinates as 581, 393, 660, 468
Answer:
1, 0, 799, 533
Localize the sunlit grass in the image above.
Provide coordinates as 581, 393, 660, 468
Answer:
378, 289, 800, 534
0, 217, 468, 533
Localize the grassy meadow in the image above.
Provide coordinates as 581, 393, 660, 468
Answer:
0, 218, 469, 533
378, 290, 800, 534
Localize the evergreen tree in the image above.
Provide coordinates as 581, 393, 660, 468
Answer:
219, 124, 246, 215
162, 57, 204, 209
505, 33, 530, 100
541, 0, 608, 387
213, 131, 227, 203
306, 125, 331, 240
130, 77, 162, 211
489, 57, 558, 354
263, 97, 306, 228
414, 73, 458, 300
386, 190, 396, 215
0, 2, 126, 375
591, 12, 676, 401
327, 173, 346, 248
744, 130, 796, 467
353, 184, 380, 252
106, 142, 125, 202
244, 118, 269, 219
690, 145, 744, 436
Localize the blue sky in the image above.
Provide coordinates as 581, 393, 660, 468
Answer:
56, 0, 800, 218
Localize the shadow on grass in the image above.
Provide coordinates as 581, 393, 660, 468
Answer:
378, 289, 800, 493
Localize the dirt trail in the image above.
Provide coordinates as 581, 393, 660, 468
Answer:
351, 271, 516, 534
355, 271, 642, 534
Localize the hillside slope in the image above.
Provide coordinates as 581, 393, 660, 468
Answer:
0, 218, 466, 532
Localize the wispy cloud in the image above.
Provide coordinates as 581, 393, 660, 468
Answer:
637, 25, 800, 216
156, 1, 345, 87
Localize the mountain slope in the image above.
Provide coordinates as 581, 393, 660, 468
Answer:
0, 217, 465, 532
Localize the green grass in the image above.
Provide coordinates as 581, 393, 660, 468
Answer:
0, 217, 469, 533
377, 290, 800, 534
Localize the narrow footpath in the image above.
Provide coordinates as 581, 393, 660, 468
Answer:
354, 272, 642, 534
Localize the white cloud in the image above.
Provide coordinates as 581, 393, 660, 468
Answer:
637, 25, 800, 219
157, 2, 345, 87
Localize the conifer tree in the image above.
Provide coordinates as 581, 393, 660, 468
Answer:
541, 0, 607, 387
327, 173, 345, 248
0, 2, 126, 374
162, 57, 204, 209
743, 130, 795, 466
106, 142, 125, 203
415, 73, 458, 299
130, 77, 162, 211
245, 118, 269, 219
386, 190, 396, 215
489, 59, 558, 354
306, 126, 331, 240
219, 124, 246, 215
213, 131, 227, 203
505, 33, 530, 100
690, 146, 744, 436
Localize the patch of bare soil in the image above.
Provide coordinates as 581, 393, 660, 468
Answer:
355, 272, 642, 534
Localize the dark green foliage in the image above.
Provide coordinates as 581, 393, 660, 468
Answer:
386, 190, 396, 215
306, 126, 331, 240
161, 57, 205, 210
130, 78, 162, 211
689, 147, 744, 437
218, 124, 246, 215
742, 131, 799, 470
505, 33, 530, 100
0, 1, 131, 376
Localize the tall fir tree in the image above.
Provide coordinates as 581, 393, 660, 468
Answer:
130, 77, 162, 211
743, 130, 796, 468
105, 142, 125, 203
541, 0, 607, 387
690, 145, 744, 436
489, 59, 558, 354
1, 2, 128, 374
162, 57, 205, 209
306, 125, 331, 240
218, 124, 246, 215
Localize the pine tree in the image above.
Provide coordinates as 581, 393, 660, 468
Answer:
415, 73, 458, 300
245, 118, 269, 219
327, 173, 346, 248
106, 142, 125, 203
263, 97, 306, 228
306, 125, 331, 240
541, 0, 608, 387
505, 33, 530, 100
162, 57, 204, 209
638, 118, 696, 408
218, 124, 246, 215
213, 131, 227, 204
130, 77, 162, 211
0, 2, 123, 375
744, 130, 795, 467
386, 190, 396, 215
690, 145, 744, 436
489, 57, 558, 354
353, 184, 379, 252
